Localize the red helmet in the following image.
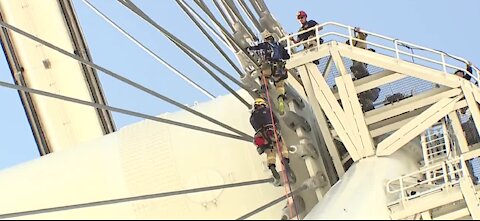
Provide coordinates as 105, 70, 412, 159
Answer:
297, 10, 307, 18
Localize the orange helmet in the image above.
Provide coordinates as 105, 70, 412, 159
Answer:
297, 10, 307, 18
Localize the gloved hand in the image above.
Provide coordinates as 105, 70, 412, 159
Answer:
257, 147, 265, 155
245, 46, 252, 51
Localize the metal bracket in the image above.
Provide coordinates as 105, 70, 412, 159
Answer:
281, 111, 311, 132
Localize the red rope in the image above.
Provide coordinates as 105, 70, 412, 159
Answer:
261, 74, 300, 220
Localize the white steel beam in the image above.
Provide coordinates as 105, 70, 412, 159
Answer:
389, 186, 464, 220
448, 111, 470, 153
462, 82, 480, 138
336, 75, 375, 156
335, 76, 364, 156
377, 96, 461, 156
459, 160, 480, 219
297, 68, 346, 177
285, 44, 330, 70
332, 70, 406, 100
370, 117, 414, 138
306, 61, 364, 158
354, 71, 405, 94
365, 87, 461, 125
330, 44, 349, 76
471, 81, 480, 104
462, 148, 480, 161
330, 107, 428, 138
297, 63, 361, 161
434, 208, 470, 220
336, 43, 461, 89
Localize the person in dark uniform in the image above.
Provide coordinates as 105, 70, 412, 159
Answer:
250, 98, 294, 183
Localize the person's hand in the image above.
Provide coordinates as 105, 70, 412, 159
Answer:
256, 147, 264, 155
245, 46, 251, 51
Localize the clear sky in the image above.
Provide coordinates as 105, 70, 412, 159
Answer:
0, 0, 478, 170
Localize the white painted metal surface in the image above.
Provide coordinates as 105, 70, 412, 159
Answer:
0, 0, 105, 152
305, 148, 419, 219
0, 0, 479, 218
0, 91, 317, 219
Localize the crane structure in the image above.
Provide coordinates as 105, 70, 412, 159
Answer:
0, 0, 478, 219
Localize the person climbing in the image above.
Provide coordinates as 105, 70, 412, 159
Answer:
346, 27, 370, 79
345, 27, 381, 112
246, 31, 290, 114
290, 10, 322, 64
250, 98, 295, 184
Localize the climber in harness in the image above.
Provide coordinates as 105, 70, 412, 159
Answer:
246, 31, 291, 114
250, 98, 295, 185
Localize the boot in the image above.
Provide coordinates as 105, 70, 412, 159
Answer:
282, 158, 296, 184
269, 164, 280, 180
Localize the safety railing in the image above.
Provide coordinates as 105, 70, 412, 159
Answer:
279, 21, 480, 85
421, 120, 455, 167
386, 157, 465, 207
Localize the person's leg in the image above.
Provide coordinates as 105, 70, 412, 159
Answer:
261, 63, 273, 79
277, 137, 296, 183
275, 79, 286, 114
265, 148, 280, 180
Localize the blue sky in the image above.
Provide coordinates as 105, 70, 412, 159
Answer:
0, 0, 478, 170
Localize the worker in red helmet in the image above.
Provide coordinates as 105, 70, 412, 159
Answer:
291, 10, 322, 64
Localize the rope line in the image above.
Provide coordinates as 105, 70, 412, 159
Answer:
0, 79, 250, 142
261, 75, 300, 220
0, 19, 253, 141
176, 0, 244, 78
236, 184, 308, 220
81, 0, 216, 100
117, 0, 252, 110
0, 178, 273, 219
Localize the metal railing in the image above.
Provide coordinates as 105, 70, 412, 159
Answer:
386, 157, 465, 207
279, 21, 480, 85
421, 121, 453, 167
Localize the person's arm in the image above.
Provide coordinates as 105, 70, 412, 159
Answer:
249, 113, 255, 129
309, 20, 321, 31
290, 36, 299, 44
247, 42, 267, 51
353, 27, 368, 49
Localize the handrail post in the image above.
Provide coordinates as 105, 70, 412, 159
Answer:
315, 25, 320, 49
394, 39, 400, 59
442, 162, 449, 187
441, 53, 447, 73
399, 178, 406, 206
347, 26, 353, 47
286, 34, 292, 56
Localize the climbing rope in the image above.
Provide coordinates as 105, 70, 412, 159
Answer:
261, 75, 300, 220
0, 178, 273, 219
